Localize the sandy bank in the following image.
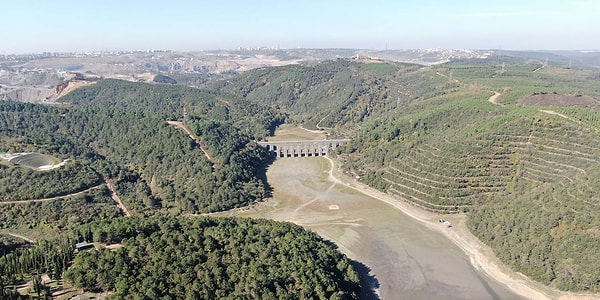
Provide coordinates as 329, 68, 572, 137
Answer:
242, 157, 518, 299
325, 157, 600, 300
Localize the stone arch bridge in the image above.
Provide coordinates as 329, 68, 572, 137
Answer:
257, 139, 350, 158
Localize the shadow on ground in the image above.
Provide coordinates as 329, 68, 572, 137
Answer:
350, 259, 380, 300
257, 154, 276, 198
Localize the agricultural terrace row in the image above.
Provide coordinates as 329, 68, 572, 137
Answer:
380, 107, 600, 213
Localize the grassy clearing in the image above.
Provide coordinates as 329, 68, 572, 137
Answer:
0, 159, 11, 168
363, 62, 398, 76
443, 63, 600, 105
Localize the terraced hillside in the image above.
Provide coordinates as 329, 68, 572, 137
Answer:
383, 138, 514, 213
469, 111, 600, 291
218, 58, 600, 293
343, 64, 600, 292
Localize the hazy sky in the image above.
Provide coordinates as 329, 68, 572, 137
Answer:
2, 0, 599, 53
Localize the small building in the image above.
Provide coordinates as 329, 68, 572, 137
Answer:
74, 241, 95, 253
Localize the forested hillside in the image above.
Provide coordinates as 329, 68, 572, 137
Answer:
2, 56, 600, 296
0, 79, 285, 216
65, 216, 361, 299
0, 79, 286, 250
0, 217, 361, 299
0, 78, 364, 298
60, 79, 284, 138
217, 58, 600, 292
209, 59, 456, 134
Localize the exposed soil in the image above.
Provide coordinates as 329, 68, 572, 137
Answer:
230, 158, 523, 300
265, 124, 327, 141
488, 91, 502, 105
217, 114, 600, 299
3, 232, 35, 243
106, 180, 131, 217
54, 80, 96, 99
518, 93, 600, 109
35, 159, 69, 171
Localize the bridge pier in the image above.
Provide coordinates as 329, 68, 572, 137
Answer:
258, 139, 349, 158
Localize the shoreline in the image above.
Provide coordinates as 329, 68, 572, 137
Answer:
324, 156, 600, 300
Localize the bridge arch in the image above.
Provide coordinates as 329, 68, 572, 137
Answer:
257, 139, 350, 158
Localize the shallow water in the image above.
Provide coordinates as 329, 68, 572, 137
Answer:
242, 158, 522, 300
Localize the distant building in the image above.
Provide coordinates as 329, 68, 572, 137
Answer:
74, 241, 95, 253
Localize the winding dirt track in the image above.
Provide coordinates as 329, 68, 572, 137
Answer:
106, 181, 131, 217
4, 232, 35, 243
167, 121, 213, 161
0, 183, 105, 205
1, 179, 131, 217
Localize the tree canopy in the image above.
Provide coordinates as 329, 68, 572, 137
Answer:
64, 216, 361, 299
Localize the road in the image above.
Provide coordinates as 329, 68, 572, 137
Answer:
3, 232, 36, 243
106, 181, 131, 217
0, 183, 105, 205
167, 121, 213, 161
1, 178, 132, 217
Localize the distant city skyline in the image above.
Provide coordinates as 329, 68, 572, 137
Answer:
2, 0, 599, 54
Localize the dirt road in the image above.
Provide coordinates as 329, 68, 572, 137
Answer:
3, 232, 35, 243
106, 181, 131, 217
0, 183, 105, 205
167, 121, 213, 161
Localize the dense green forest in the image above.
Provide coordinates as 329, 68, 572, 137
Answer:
2, 56, 600, 296
0, 79, 360, 298
209, 59, 456, 134
66, 216, 360, 299
0, 217, 361, 299
0, 79, 284, 215
216, 59, 600, 292
0, 161, 101, 201
60, 79, 284, 138
0, 235, 74, 299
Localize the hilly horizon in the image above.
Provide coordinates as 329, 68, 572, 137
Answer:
1, 51, 599, 298
3, 0, 600, 298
